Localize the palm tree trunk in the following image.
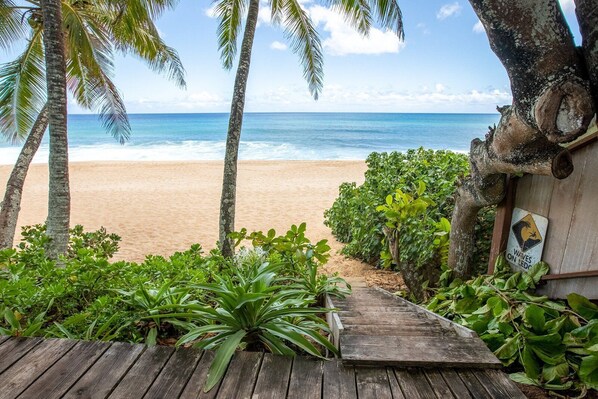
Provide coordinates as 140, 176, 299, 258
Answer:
0, 105, 48, 250
40, 0, 71, 260
218, 0, 260, 258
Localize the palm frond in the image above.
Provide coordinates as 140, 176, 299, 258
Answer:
214, 0, 246, 70
329, 0, 372, 36
96, 1, 186, 88
370, 0, 403, 38
0, 29, 46, 143
281, 0, 323, 100
0, 0, 27, 50
61, 1, 130, 144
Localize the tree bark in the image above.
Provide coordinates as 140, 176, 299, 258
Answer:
575, 0, 598, 106
218, 0, 260, 258
41, 0, 71, 260
0, 105, 48, 250
449, 0, 595, 279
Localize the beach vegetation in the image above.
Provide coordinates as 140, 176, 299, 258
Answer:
0, 223, 348, 391
426, 255, 598, 396
0, 0, 185, 254
325, 148, 494, 293
215, 0, 405, 257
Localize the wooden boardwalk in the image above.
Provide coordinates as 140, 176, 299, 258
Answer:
330, 284, 502, 368
0, 335, 525, 398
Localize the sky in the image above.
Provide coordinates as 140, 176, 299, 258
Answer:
2, 0, 582, 114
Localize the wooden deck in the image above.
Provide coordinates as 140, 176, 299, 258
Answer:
330, 284, 502, 368
0, 335, 525, 398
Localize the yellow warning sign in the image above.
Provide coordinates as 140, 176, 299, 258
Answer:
511, 213, 543, 252
506, 208, 548, 271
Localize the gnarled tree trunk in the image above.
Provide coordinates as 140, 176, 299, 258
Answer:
0, 105, 48, 250
449, 0, 595, 279
41, 0, 71, 260
218, 0, 260, 258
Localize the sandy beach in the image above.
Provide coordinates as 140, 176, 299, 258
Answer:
0, 160, 380, 272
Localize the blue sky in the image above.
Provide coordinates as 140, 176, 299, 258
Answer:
3, 0, 582, 114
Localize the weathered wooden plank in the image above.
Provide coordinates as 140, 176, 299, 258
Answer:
64, 342, 145, 399
457, 370, 492, 399
337, 306, 414, 313
542, 276, 598, 300
355, 366, 392, 399
560, 145, 598, 273
0, 335, 10, 345
477, 369, 526, 399
144, 347, 203, 399
0, 338, 76, 399
393, 368, 436, 399
339, 317, 437, 327
322, 359, 357, 399
179, 350, 218, 399
287, 356, 323, 399
424, 369, 456, 399
16, 340, 109, 399
514, 174, 554, 217
215, 351, 263, 399
108, 345, 174, 399
341, 335, 501, 368
440, 370, 472, 399
0, 337, 42, 374
251, 354, 293, 399
542, 145, 588, 275
342, 325, 444, 337
386, 368, 406, 399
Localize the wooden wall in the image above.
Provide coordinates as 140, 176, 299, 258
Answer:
491, 132, 598, 299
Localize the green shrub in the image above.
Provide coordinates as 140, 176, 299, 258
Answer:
324, 148, 494, 273
427, 256, 598, 395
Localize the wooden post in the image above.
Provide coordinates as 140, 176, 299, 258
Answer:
487, 176, 517, 273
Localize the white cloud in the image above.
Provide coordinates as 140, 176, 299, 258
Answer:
204, 4, 218, 18
416, 23, 431, 36
473, 20, 485, 34
270, 41, 288, 51
309, 5, 405, 56
559, 0, 575, 13
437, 2, 462, 20
435, 83, 446, 93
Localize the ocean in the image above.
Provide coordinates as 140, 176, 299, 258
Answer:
0, 113, 500, 164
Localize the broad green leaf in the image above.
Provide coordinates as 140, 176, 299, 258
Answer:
509, 372, 539, 386
495, 334, 520, 361
521, 346, 540, 380
204, 330, 246, 392
524, 304, 545, 334
146, 327, 157, 346
542, 362, 569, 383
567, 293, 598, 320
526, 262, 550, 284
579, 354, 598, 389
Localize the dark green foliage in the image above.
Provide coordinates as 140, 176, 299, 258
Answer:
427, 256, 598, 395
0, 223, 348, 380
324, 148, 494, 273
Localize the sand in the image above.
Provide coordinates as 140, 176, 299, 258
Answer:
0, 160, 406, 288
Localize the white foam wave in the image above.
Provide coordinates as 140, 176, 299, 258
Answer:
0, 140, 372, 165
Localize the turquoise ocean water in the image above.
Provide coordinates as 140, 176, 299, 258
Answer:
0, 113, 500, 164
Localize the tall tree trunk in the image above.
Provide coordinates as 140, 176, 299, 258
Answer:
0, 105, 49, 250
218, 0, 260, 258
575, 0, 598, 106
449, 0, 595, 279
41, 0, 71, 260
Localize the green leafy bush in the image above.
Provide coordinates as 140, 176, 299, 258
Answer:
427, 256, 598, 395
0, 222, 347, 381
324, 148, 494, 274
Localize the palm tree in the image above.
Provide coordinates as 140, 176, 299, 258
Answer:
216, 0, 405, 256
0, 0, 185, 252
